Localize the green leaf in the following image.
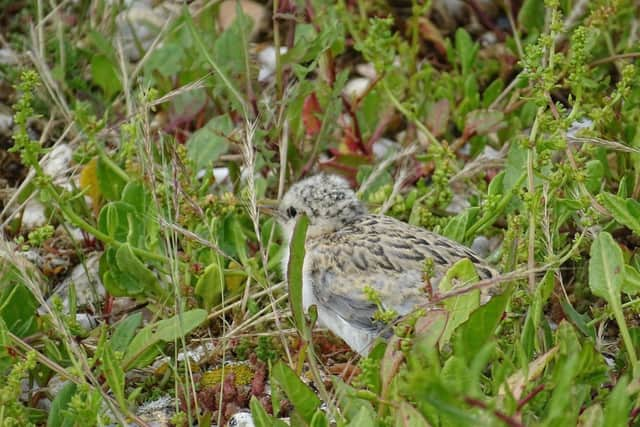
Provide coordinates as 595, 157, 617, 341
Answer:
186, 114, 233, 170
522, 271, 554, 357
310, 410, 329, 427
145, 42, 184, 77
116, 244, 158, 287
603, 376, 631, 426
622, 264, 640, 296
455, 28, 477, 76
349, 406, 377, 426
271, 361, 321, 423
213, 3, 252, 76
110, 312, 143, 353
518, 0, 545, 32
97, 202, 140, 244
333, 379, 376, 422
560, 300, 595, 339
588, 232, 624, 301
443, 207, 479, 244
438, 259, 481, 347
100, 334, 126, 409
288, 215, 310, 336
250, 396, 288, 427
482, 79, 504, 107
47, 382, 77, 427
584, 160, 604, 193
96, 155, 127, 202
123, 309, 207, 369
194, 256, 225, 309
91, 55, 121, 99
0, 282, 39, 337
395, 402, 431, 427
589, 232, 639, 376
578, 404, 604, 426
600, 193, 640, 236
0, 318, 12, 372
454, 289, 510, 359
100, 248, 145, 297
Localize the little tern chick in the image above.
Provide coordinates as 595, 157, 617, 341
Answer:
278, 174, 498, 355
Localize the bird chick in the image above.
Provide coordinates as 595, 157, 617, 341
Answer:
278, 173, 497, 355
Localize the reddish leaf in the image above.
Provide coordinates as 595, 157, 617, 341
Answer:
302, 92, 322, 137
463, 110, 505, 140
427, 99, 450, 137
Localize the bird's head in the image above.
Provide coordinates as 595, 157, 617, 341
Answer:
277, 174, 366, 243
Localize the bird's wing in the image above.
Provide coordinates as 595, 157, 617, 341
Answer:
305, 215, 498, 331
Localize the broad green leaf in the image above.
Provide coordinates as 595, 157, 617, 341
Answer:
441, 355, 472, 395
91, 55, 121, 99
603, 376, 631, 426
194, 257, 225, 309
438, 259, 481, 347
271, 361, 321, 423
518, 0, 545, 32
47, 382, 77, 427
115, 244, 158, 288
250, 396, 288, 427
443, 207, 479, 244
110, 312, 143, 353
588, 232, 624, 301
95, 155, 127, 202
98, 202, 135, 243
145, 41, 184, 77
123, 309, 207, 369
622, 265, 640, 296
288, 215, 309, 336
186, 114, 233, 170
482, 79, 504, 107
455, 289, 511, 359
600, 193, 640, 235
0, 282, 38, 338
395, 401, 431, 427
213, 3, 252, 76
349, 406, 377, 426
100, 248, 145, 297
333, 379, 376, 422
310, 410, 329, 427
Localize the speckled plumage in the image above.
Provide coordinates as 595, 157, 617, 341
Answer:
278, 174, 498, 355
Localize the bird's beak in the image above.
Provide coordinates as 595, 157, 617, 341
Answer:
258, 199, 283, 219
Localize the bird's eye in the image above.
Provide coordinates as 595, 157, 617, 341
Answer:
286, 206, 298, 218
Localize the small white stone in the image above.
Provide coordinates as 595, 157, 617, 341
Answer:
214, 167, 230, 182
22, 199, 47, 230
43, 144, 73, 179
0, 48, 18, 65
42, 253, 104, 313
76, 313, 99, 330
372, 138, 398, 160
257, 46, 288, 82
342, 77, 371, 99
567, 118, 594, 138
228, 412, 255, 427
0, 109, 13, 134
355, 63, 377, 79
